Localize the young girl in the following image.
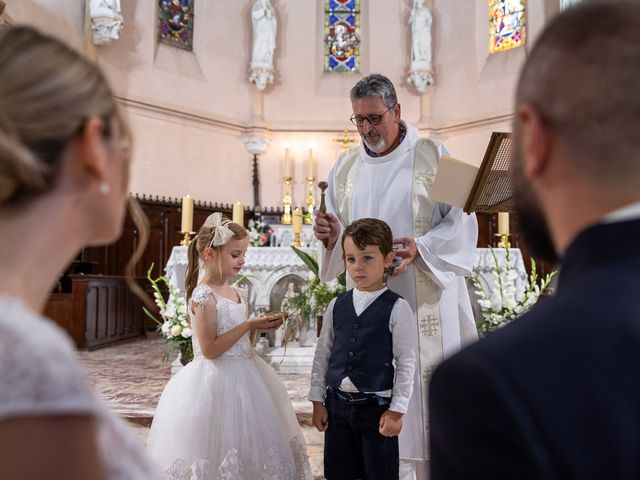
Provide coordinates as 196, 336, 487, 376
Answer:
147, 212, 312, 480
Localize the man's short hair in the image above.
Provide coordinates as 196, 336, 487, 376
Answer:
350, 74, 398, 109
342, 218, 393, 257
516, 1, 640, 185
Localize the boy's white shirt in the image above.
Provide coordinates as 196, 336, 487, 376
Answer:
309, 286, 418, 414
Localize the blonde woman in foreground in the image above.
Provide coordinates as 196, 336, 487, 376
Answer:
0, 26, 155, 479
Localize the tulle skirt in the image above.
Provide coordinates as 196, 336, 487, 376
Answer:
146, 354, 312, 480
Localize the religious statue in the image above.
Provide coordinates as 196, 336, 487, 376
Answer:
89, 0, 123, 46
407, 0, 434, 94
249, 0, 277, 91
279, 282, 302, 345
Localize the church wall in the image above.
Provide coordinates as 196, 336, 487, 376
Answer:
4, 0, 563, 208
3, 0, 84, 49
429, 0, 560, 166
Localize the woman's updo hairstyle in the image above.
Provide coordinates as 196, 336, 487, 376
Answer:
0, 25, 126, 206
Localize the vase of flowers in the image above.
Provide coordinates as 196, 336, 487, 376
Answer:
143, 264, 194, 364
471, 247, 556, 337
247, 218, 273, 247
289, 246, 346, 342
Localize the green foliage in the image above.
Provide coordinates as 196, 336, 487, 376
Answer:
290, 247, 346, 319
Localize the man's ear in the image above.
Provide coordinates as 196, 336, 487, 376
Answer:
394, 103, 402, 123
76, 116, 108, 183
516, 104, 552, 181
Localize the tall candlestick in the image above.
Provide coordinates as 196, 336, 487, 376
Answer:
180, 195, 193, 233
307, 148, 314, 177
284, 147, 292, 178
292, 208, 303, 234
233, 202, 244, 226
498, 212, 510, 236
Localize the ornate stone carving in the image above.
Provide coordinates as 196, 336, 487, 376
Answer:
90, 0, 123, 46
242, 135, 268, 156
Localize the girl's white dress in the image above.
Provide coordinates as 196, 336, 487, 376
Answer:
146, 285, 312, 480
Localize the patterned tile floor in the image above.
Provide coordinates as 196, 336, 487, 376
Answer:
77, 334, 325, 478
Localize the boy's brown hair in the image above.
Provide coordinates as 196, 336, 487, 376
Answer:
341, 218, 393, 256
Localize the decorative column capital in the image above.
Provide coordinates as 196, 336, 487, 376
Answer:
242, 134, 269, 156
407, 69, 434, 94
90, 0, 124, 46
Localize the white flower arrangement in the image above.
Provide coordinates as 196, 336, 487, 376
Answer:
247, 218, 273, 247
471, 247, 556, 337
144, 265, 193, 363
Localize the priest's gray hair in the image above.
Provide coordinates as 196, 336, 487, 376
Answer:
516, 1, 640, 186
350, 74, 398, 109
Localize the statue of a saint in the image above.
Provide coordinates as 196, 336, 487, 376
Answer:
407, 0, 434, 94
90, 0, 123, 46
249, 0, 277, 91
251, 0, 276, 68
280, 282, 302, 344
409, 0, 432, 70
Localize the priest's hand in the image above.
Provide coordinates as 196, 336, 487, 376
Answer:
379, 410, 404, 437
314, 210, 341, 250
391, 236, 418, 276
312, 401, 329, 432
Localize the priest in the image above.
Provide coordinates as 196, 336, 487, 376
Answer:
312, 73, 478, 480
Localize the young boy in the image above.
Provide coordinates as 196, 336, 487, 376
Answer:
309, 218, 418, 480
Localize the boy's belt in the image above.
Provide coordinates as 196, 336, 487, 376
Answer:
326, 386, 391, 406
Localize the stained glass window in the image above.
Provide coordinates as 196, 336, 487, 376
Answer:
158, 0, 194, 51
324, 0, 361, 73
489, 0, 526, 53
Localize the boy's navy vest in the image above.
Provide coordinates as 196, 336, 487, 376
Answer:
326, 289, 400, 392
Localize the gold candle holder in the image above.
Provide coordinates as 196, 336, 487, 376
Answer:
180, 231, 194, 246
282, 176, 292, 225
495, 233, 511, 248
304, 176, 315, 224
291, 232, 304, 247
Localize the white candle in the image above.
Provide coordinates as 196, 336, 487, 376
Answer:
180, 195, 193, 233
498, 212, 510, 236
307, 148, 314, 178
284, 147, 292, 178
292, 208, 303, 234
232, 202, 244, 226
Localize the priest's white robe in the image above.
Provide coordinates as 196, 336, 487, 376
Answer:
319, 121, 478, 465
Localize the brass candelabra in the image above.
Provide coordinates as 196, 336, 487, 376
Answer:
281, 176, 292, 225
180, 231, 195, 246
304, 176, 315, 224
291, 232, 304, 247
495, 233, 511, 248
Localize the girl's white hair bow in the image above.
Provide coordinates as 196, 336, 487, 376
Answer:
203, 212, 234, 247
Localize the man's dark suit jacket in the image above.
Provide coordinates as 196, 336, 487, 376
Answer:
429, 218, 640, 480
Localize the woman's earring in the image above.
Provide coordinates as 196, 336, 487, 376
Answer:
99, 182, 110, 195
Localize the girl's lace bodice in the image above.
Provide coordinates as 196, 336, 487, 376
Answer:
0, 294, 156, 480
189, 284, 252, 359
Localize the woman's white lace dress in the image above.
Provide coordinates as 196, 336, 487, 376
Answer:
146, 285, 312, 480
0, 294, 156, 479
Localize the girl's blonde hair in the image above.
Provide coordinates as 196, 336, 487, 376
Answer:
185, 216, 248, 301
0, 25, 129, 206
